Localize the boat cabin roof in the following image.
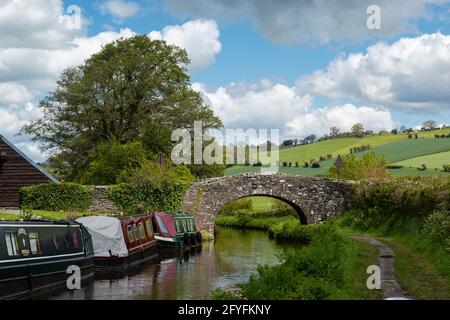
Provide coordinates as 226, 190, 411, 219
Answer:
0, 219, 79, 227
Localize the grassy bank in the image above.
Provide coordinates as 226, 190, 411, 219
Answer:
212, 220, 382, 300
332, 214, 450, 299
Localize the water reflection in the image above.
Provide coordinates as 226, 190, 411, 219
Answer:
42, 227, 284, 300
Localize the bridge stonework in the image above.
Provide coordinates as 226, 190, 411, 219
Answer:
181, 173, 355, 234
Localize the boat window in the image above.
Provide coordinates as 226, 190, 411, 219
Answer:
5, 232, 19, 256
63, 232, 70, 249
138, 222, 146, 240
29, 232, 41, 255
72, 230, 79, 249
145, 220, 153, 238
53, 234, 60, 251
175, 219, 182, 233
155, 216, 169, 235
133, 224, 139, 242
127, 225, 134, 243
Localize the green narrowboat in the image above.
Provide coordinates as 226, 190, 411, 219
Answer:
152, 212, 202, 255
0, 220, 95, 300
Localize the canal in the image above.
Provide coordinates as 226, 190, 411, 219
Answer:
41, 227, 285, 300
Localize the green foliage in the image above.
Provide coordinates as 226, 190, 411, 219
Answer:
215, 215, 298, 231
443, 164, 450, 172
268, 220, 313, 244
209, 289, 242, 300
80, 140, 152, 185
22, 35, 222, 181
220, 198, 253, 216
220, 197, 297, 218
326, 152, 390, 180
423, 210, 450, 250
187, 163, 226, 179
239, 225, 347, 300
118, 159, 194, 185
20, 183, 93, 211
107, 181, 190, 215
351, 177, 450, 220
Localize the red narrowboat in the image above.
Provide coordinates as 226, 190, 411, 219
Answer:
76, 213, 159, 272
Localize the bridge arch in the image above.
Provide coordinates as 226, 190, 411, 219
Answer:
181, 173, 354, 235
221, 194, 310, 225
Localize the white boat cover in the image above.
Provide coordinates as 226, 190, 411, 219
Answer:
76, 216, 129, 258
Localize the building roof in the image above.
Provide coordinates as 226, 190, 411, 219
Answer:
0, 134, 59, 184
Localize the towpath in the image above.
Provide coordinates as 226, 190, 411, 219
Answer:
351, 235, 414, 300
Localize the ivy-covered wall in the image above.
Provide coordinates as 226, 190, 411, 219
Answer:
20, 183, 93, 211
20, 181, 190, 215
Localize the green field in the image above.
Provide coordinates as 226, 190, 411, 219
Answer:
361, 139, 450, 163
392, 151, 450, 169
226, 129, 450, 177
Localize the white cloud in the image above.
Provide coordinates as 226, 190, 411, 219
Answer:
0, 0, 85, 49
194, 81, 394, 139
99, 0, 141, 22
297, 33, 450, 111
0, 28, 136, 92
165, 0, 448, 45
149, 19, 221, 71
286, 104, 395, 137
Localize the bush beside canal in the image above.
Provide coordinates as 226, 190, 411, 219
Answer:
211, 224, 381, 300
20, 183, 93, 211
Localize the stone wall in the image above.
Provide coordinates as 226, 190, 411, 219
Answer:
87, 186, 121, 214
181, 173, 355, 234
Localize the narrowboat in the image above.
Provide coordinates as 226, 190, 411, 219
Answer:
76, 213, 159, 272
152, 212, 202, 254
0, 220, 95, 300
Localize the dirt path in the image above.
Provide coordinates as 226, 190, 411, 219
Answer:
351, 235, 414, 300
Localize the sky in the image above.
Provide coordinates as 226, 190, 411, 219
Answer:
1, 0, 450, 162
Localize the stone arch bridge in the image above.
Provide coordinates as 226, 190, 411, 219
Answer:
181, 173, 355, 234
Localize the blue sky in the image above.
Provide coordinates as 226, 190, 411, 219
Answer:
1, 0, 450, 161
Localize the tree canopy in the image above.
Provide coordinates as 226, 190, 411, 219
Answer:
22, 35, 223, 181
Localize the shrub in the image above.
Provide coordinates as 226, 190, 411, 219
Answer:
423, 210, 450, 249
79, 140, 151, 185
282, 161, 288, 167
311, 161, 321, 168
288, 162, 292, 167
240, 225, 346, 300
107, 181, 189, 215
20, 183, 93, 211
268, 220, 313, 244
386, 165, 403, 169
326, 152, 390, 180
443, 164, 450, 172
351, 177, 450, 221
303, 161, 309, 168
418, 163, 427, 171
295, 161, 299, 167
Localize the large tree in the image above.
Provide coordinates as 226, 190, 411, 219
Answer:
422, 119, 437, 131
22, 36, 223, 181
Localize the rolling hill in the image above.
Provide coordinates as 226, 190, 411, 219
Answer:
225, 128, 450, 177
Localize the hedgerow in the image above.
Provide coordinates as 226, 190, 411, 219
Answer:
107, 181, 190, 214
20, 183, 93, 211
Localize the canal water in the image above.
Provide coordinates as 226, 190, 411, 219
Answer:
42, 227, 284, 300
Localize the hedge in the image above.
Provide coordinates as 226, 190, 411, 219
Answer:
107, 181, 190, 214
20, 183, 93, 211
351, 177, 450, 220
